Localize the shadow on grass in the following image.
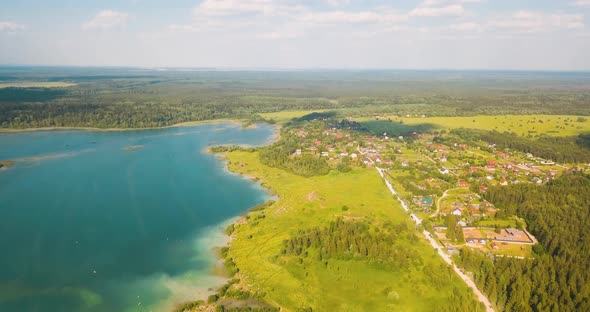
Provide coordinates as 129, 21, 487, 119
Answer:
292, 111, 338, 123
360, 120, 439, 136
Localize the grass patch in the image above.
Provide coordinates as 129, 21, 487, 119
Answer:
398, 115, 590, 137
0, 82, 76, 88
222, 150, 483, 311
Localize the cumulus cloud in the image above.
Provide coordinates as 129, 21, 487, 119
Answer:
449, 22, 481, 31
422, 0, 480, 5
193, 0, 301, 17
300, 11, 408, 25
83, 10, 129, 30
163, 1, 586, 47
324, 0, 351, 6
490, 11, 584, 33
0, 21, 25, 33
571, 0, 590, 7
410, 4, 465, 17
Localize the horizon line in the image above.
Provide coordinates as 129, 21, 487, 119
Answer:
1, 64, 590, 73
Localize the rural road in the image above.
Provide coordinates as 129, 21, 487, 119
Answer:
371, 165, 495, 312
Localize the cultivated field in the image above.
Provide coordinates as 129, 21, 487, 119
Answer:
0, 82, 76, 88
398, 115, 590, 137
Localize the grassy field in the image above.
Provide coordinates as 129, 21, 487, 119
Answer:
493, 244, 533, 258
262, 111, 590, 137
222, 151, 481, 311
397, 115, 590, 137
0, 82, 76, 88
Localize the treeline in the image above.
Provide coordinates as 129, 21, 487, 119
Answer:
282, 218, 485, 311
458, 174, 590, 311
282, 218, 422, 270
2, 69, 590, 129
452, 129, 590, 163
259, 141, 330, 177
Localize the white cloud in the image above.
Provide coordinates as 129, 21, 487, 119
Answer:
571, 0, 590, 7
324, 0, 351, 6
410, 4, 465, 17
422, 0, 480, 5
449, 22, 481, 31
0, 21, 25, 33
193, 0, 300, 17
490, 11, 584, 33
301, 11, 407, 25
83, 10, 129, 30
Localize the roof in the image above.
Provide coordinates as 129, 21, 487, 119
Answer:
421, 197, 433, 205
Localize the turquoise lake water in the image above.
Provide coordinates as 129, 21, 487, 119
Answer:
0, 123, 276, 312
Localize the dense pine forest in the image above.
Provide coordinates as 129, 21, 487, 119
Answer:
2, 68, 590, 129
457, 174, 590, 311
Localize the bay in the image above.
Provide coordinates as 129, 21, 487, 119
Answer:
0, 122, 276, 312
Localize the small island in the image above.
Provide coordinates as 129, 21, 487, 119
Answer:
0, 160, 15, 169
121, 145, 144, 151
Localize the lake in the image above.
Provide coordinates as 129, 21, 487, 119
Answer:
0, 123, 276, 312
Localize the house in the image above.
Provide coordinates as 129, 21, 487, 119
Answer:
499, 179, 508, 186
340, 152, 349, 157
295, 149, 302, 156
480, 185, 488, 192
321, 152, 329, 157
457, 221, 467, 227
458, 180, 469, 188
421, 197, 434, 208
451, 208, 462, 216
439, 168, 450, 175
350, 153, 358, 159
485, 165, 496, 172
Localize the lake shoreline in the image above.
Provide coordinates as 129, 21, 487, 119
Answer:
171, 125, 280, 308
195, 129, 281, 306
0, 122, 279, 311
0, 119, 249, 133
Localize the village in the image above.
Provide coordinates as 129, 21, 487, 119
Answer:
283, 117, 581, 258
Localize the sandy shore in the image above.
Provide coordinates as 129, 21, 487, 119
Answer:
0, 119, 247, 133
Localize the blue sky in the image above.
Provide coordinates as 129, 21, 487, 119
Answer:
1, 0, 589, 70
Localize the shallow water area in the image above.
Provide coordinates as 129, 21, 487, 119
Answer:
0, 123, 276, 312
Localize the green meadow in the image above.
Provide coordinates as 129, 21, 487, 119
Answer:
223, 151, 483, 311
262, 110, 590, 138
0, 82, 76, 89
399, 115, 590, 137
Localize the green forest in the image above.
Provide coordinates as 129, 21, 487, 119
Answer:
2, 68, 590, 129
451, 129, 590, 163
281, 218, 484, 311
457, 174, 590, 311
